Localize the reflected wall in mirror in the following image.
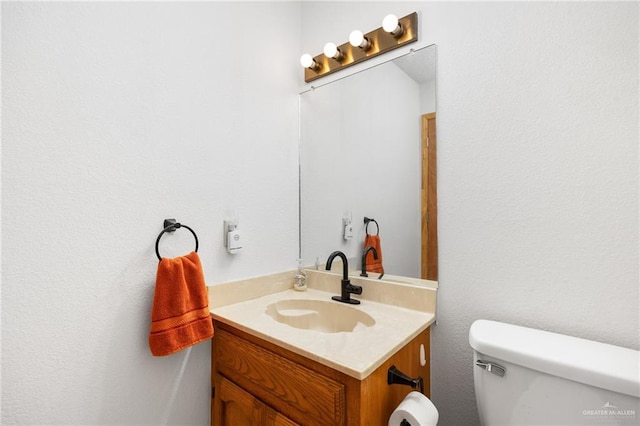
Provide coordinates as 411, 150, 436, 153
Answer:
300, 44, 436, 279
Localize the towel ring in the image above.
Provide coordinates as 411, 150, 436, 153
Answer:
155, 222, 199, 261
364, 217, 379, 236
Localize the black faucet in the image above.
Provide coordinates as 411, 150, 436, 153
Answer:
326, 250, 362, 305
360, 245, 378, 277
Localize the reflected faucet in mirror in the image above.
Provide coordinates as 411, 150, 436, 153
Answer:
326, 250, 363, 305
360, 246, 378, 278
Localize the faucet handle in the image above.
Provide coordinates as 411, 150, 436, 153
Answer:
345, 281, 362, 295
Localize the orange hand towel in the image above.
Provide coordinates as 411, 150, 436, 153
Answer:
149, 251, 214, 356
363, 234, 384, 275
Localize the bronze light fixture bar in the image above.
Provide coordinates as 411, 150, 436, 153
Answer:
302, 12, 418, 83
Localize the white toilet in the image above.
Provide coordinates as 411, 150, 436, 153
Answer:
469, 319, 640, 425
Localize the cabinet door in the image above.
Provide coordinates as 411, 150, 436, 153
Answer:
266, 407, 300, 426
214, 375, 265, 426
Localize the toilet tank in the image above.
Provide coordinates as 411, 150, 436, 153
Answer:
469, 320, 640, 426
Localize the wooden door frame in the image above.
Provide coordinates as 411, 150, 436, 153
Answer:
421, 113, 438, 281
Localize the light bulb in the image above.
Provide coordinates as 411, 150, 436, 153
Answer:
382, 14, 403, 37
323, 42, 337, 57
323, 42, 343, 61
300, 53, 319, 70
382, 14, 399, 32
349, 30, 371, 50
349, 30, 363, 47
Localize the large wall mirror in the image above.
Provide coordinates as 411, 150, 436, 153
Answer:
299, 44, 437, 281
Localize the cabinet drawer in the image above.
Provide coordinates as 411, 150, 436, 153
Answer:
215, 329, 345, 426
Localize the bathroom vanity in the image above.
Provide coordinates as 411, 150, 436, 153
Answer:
209, 270, 437, 426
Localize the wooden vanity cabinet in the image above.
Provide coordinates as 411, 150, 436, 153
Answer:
211, 320, 431, 426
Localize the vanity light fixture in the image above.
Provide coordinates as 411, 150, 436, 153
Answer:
301, 11, 418, 83
323, 42, 345, 61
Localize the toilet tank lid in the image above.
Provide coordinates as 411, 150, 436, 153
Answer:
469, 320, 640, 398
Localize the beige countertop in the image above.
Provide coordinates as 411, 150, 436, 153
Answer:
209, 270, 437, 380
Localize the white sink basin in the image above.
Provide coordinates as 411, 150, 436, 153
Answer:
211, 285, 436, 379
265, 299, 375, 333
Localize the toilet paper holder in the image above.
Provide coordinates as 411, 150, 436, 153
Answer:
387, 365, 424, 394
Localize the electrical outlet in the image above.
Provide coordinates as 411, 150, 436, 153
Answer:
223, 220, 237, 248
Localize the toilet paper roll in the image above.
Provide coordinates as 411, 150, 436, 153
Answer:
388, 391, 439, 426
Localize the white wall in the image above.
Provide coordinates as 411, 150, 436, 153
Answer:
2, 2, 299, 424
3, 2, 638, 425
301, 2, 638, 426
